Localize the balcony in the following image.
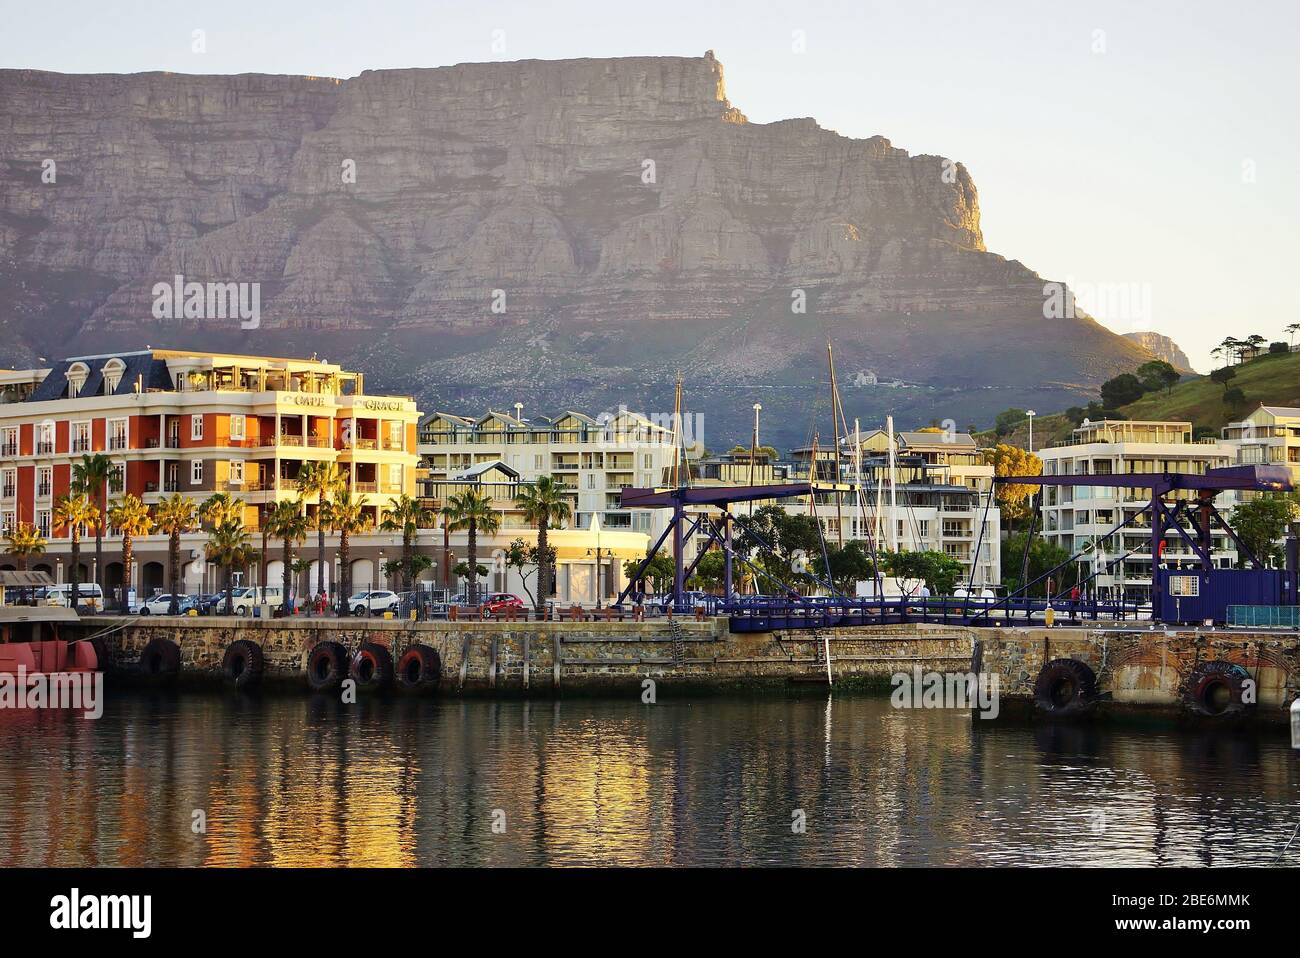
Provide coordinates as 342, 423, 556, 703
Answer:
1, 485, 14, 499
37, 483, 51, 498
0, 444, 15, 457
36, 441, 54, 455
109, 436, 129, 450
382, 439, 404, 451
71, 438, 91, 453
353, 481, 378, 493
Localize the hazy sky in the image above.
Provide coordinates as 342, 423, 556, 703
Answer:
4, 0, 1297, 370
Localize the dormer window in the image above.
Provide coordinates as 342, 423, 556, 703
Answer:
102, 358, 126, 394
66, 362, 89, 399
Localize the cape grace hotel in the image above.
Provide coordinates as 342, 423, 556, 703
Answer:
0, 348, 652, 604
0, 349, 422, 600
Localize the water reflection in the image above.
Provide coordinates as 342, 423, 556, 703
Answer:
0, 692, 1296, 867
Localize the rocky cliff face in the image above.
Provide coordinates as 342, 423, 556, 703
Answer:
0, 54, 1151, 447
1122, 331, 1195, 374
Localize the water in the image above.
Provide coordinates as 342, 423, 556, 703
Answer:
1, 692, 1297, 867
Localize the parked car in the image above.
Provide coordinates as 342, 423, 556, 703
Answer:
138, 593, 197, 615
225, 586, 284, 615
349, 590, 401, 616
482, 593, 525, 616
44, 582, 105, 610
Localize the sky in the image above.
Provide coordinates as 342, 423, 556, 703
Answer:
3, 0, 1297, 371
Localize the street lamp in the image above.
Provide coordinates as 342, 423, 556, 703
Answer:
585, 514, 612, 609
1026, 410, 1037, 453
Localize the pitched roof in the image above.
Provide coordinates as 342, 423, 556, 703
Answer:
28, 351, 171, 402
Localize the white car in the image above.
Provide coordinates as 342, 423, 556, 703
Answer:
138, 593, 193, 615
349, 590, 400, 616
228, 586, 283, 615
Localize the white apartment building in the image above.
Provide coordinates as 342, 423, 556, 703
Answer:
1037, 419, 1238, 601
417, 406, 680, 539
1221, 405, 1300, 499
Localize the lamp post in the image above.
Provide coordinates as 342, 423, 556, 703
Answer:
1026, 410, 1036, 453
585, 513, 610, 609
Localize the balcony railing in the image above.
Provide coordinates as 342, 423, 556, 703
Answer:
36, 441, 54, 454
0, 444, 16, 457
72, 438, 91, 453
1, 486, 14, 499
37, 483, 51, 497
109, 436, 129, 450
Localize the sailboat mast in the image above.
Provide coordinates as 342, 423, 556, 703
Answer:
887, 414, 898, 552
828, 343, 844, 548
671, 374, 683, 488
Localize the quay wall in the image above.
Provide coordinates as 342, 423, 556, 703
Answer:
79, 617, 1300, 720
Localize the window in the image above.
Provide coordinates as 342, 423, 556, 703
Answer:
388, 463, 402, 490
0, 468, 14, 498
36, 510, 51, 538
229, 414, 245, 441
191, 415, 204, 441
1, 511, 14, 534
109, 462, 125, 494
102, 358, 125, 393
191, 459, 204, 485
534, 454, 543, 470
229, 460, 244, 484
36, 467, 52, 498
66, 362, 89, 398
0, 427, 16, 456
108, 418, 128, 450
72, 421, 91, 453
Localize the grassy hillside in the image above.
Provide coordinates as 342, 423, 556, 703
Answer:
978, 351, 1300, 449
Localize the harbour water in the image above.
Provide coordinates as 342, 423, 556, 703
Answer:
1, 692, 1296, 867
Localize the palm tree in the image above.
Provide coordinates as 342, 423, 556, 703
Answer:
200, 491, 246, 530
1287, 322, 1300, 348
515, 475, 572, 612
53, 492, 99, 609
155, 493, 199, 614
265, 499, 310, 616
107, 494, 152, 609
441, 488, 500, 605
4, 521, 46, 571
329, 489, 371, 615
297, 462, 344, 604
206, 521, 257, 615
379, 494, 431, 595
291, 556, 314, 609
72, 452, 113, 600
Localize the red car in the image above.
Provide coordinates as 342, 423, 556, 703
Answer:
482, 593, 525, 616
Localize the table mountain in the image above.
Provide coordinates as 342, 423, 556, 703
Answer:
0, 53, 1155, 449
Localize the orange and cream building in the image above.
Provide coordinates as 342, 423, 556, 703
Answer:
0, 349, 421, 598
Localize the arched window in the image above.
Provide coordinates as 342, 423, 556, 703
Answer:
102, 358, 126, 394
66, 362, 89, 399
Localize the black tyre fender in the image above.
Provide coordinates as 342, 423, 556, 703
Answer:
350, 642, 394, 691
306, 640, 349, 692
1181, 660, 1254, 717
138, 637, 181, 683
222, 639, 265, 690
1033, 658, 1098, 716
396, 644, 442, 693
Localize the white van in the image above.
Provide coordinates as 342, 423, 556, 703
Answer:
45, 582, 105, 610
228, 586, 283, 615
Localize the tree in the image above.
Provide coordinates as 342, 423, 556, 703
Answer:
1100, 372, 1144, 409
53, 492, 100, 609
503, 537, 555, 608
1136, 359, 1180, 397
107, 494, 152, 607
514, 475, 572, 612
733, 505, 823, 591
265, 499, 310, 616
4, 521, 46, 571
441, 489, 500, 605
1000, 532, 1072, 596
297, 461, 344, 601
881, 550, 964, 596
812, 540, 877, 594
982, 444, 1043, 534
1223, 386, 1246, 407
1286, 322, 1300, 348
993, 408, 1027, 437
328, 488, 371, 615
1210, 365, 1236, 392
1229, 494, 1299, 567
727, 443, 780, 460
71, 452, 114, 602
206, 521, 257, 614
379, 494, 432, 595
623, 549, 677, 594
155, 493, 199, 614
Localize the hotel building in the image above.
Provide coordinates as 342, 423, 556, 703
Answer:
1036, 419, 1238, 601
1221, 405, 1300, 496
0, 349, 421, 598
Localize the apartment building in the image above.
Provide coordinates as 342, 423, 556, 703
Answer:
1037, 419, 1238, 601
0, 349, 420, 598
1221, 405, 1300, 497
417, 406, 679, 536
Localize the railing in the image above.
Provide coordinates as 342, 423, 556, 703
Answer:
109, 436, 129, 450
1227, 605, 1300, 628
1, 485, 14, 499
0, 444, 16, 456
71, 438, 91, 453
307, 436, 333, 448
353, 481, 378, 493
36, 441, 54, 454
37, 483, 51, 497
